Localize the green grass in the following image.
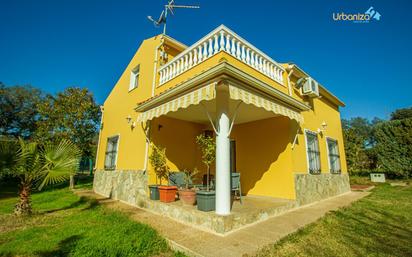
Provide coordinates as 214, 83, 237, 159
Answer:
256, 183, 412, 257
0, 178, 180, 257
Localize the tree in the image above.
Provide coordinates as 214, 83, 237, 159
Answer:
149, 144, 169, 185
1, 138, 81, 215
0, 83, 43, 139
342, 118, 376, 173
196, 134, 216, 191
36, 87, 100, 158
374, 118, 412, 178
390, 107, 412, 121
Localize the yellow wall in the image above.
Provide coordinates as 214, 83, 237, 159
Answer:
149, 116, 205, 185
97, 35, 165, 171
290, 83, 348, 174
231, 116, 295, 199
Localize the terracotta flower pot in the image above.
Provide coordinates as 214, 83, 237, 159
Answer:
158, 186, 177, 203
178, 188, 197, 205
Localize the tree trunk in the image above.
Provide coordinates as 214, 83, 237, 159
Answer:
69, 175, 75, 190
206, 164, 210, 191
14, 183, 32, 216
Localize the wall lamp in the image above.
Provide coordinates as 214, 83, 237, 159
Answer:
317, 121, 327, 135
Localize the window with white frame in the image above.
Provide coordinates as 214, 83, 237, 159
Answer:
129, 65, 140, 91
327, 138, 341, 174
104, 136, 119, 170
306, 131, 321, 174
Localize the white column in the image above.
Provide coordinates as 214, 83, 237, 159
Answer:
215, 83, 231, 215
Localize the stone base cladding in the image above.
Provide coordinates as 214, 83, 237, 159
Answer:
144, 198, 296, 234
93, 169, 148, 206
294, 173, 351, 206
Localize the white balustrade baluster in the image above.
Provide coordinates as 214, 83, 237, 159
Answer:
231, 38, 236, 56
179, 59, 183, 74
165, 67, 169, 82
259, 56, 263, 71
208, 38, 213, 57
262, 60, 267, 75
277, 68, 281, 81
198, 45, 203, 63
219, 31, 225, 50
280, 70, 284, 82
172, 62, 176, 78
176, 60, 180, 75
193, 49, 198, 65
236, 41, 241, 59
241, 45, 246, 61
203, 42, 208, 61
250, 51, 255, 67
159, 70, 163, 84
188, 51, 193, 68
225, 34, 231, 52
270, 64, 274, 79
214, 34, 219, 54
184, 55, 188, 71
246, 48, 250, 64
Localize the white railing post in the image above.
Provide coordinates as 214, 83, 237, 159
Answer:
220, 31, 225, 50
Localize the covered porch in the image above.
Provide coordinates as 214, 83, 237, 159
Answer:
136, 78, 308, 216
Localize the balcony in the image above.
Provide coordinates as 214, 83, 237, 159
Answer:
158, 25, 285, 87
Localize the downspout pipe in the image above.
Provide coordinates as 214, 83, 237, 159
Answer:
144, 35, 164, 174
286, 68, 294, 96
94, 105, 104, 170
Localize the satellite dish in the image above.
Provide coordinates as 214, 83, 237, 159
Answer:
147, 0, 200, 35
147, 10, 166, 27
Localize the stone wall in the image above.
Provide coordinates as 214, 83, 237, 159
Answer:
93, 169, 148, 207
294, 173, 350, 206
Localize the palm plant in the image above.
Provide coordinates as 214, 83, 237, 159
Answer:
0, 138, 81, 215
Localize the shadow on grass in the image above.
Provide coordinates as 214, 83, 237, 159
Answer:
0, 175, 94, 200
36, 235, 83, 257
330, 198, 412, 257
43, 196, 99, 214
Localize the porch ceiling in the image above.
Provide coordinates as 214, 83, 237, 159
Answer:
165, 97, 282, 125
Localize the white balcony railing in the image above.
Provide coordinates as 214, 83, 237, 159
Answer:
158, 25, 285, 86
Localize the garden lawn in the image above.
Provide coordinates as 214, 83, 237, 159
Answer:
0, 181, 181, 257
256, 183, 412, 257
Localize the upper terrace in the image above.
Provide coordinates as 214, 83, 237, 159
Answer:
155, 25, 290, 96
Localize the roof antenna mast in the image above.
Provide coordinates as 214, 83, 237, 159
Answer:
147, 0, 200, 35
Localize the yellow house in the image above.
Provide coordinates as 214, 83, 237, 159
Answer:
93, 25, 350, 217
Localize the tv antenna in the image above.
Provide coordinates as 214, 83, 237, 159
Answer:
147, 0, 200, 35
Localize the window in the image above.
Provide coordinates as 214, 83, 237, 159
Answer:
327, 138, 341, 174
306, 131, 321, 174
129, 65, 140, 91
104, 136, 119, 170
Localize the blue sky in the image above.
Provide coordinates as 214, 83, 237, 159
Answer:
0, 0, 411, 120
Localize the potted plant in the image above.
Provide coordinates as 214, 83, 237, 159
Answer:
149, 144, 177, 203
148, 144, 168, 200
178, 168, 199, 205
195, 133, 216, 211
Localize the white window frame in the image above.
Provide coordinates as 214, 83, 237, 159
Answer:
129, 65, 140, 91
304, 129, 321, 174
326, 137, 341, 174
104, 134, 120, 170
